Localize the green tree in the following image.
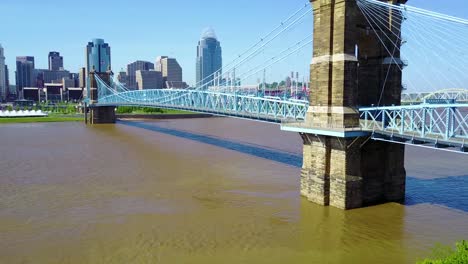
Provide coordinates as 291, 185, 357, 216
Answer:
418, 240, 468, 264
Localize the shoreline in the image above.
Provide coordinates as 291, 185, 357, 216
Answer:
0, 113, 214, 124
0, 115, 84, 124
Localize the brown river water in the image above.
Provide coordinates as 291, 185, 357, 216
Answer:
0, 118, 467, 263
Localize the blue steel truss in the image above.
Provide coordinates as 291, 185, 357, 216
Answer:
401, 89, 468, 104
94, 76, 309, 123
92, 75, 468, 153
360, 104, 468, 152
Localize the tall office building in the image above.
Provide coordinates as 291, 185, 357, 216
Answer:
0, 44, 6, 100
155, 56, 166, 73
16, 56, 35, 98
136, 70, 162, 90
117, 70, 127, 85
86, 38, 111, 73
79, 67, 86, 88
69, 73, 79, 87
5, 65, 10, 97
196, 27, 222, 87
48, 51, 63, 71
156, 56, 183, 88
126, 60, 154, 89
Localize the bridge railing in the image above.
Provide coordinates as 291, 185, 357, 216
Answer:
97, 88, 309, 122
359, 104, 468, 142
401, 89, 468, 104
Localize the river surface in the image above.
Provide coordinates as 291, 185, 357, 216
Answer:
0, 118, 467, 263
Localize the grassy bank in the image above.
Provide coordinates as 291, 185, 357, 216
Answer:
418, 240, 468, 264
0, 107, 196, 124
0, 114, 83, 124
116, 106, 195, 115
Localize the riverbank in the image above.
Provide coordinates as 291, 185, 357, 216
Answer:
0, 112, 213, 124
0, 114, 84, 123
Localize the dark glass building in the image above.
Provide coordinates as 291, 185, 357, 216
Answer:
86, 38, 111, 73
196, 28, 222, 87
48, 51, 63, 71
16, 56, 35, 98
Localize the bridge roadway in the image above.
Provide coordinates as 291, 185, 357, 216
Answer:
94, 76, 468, 153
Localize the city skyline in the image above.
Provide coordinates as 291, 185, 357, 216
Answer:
0, 0, 467, 87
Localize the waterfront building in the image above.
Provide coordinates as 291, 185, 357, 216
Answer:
62, 78, 76, 89
126, 61, 154, 90
16, 56, 35, 98
23, 87, 40, 101
196, 27, 222, 87
156, 56, 184, 88
44, 83, 64, 102
0, 44, 6, 101
136, 70, 162, 90
48, 51, 63, 71
68, 87, 83, 101
86, 38, 111, 73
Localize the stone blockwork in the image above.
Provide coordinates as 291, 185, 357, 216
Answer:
86, 70, 116, 124
303, 0, 407, 209
89, 106, 116, 124
301, 133, 405, 209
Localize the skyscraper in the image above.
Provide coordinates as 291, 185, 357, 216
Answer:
48, 51, 63, 71
5, 65, 10, 97
117, 70, 128, 86
0, 44, 6, 101
156, 56, 183, 88
136, 70, 162, 90
16, 56, 35, 98
79, 67, 86, 88
86, 38, 111, 73
196, 27, 222, 87
126, 61, 154, 89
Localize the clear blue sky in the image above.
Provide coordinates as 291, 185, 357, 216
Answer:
1, 0, 467, 87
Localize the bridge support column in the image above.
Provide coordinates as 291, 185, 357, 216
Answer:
301, 133, 406, 209
88, 106, 116, 124
297, 0, 407, 209
86, 70, 116, 124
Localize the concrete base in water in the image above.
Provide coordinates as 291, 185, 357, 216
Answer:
88, 106, 116, 124
300, 133, 406, 210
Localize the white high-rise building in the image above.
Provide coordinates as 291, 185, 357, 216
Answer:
0, 44, 6, 101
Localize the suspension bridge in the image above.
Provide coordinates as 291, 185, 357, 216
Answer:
86, 0, 468, 209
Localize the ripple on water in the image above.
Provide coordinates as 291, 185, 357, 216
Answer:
0, 120, 467, 264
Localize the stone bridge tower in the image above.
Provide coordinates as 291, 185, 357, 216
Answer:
86, 68, 116, 124
292, 0, 408, 209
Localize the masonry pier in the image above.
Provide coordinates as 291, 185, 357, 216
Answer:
86, 70, 116, 124
283, 0, 407, 209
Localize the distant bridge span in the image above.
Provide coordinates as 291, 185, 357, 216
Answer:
402, 89, 468, 104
